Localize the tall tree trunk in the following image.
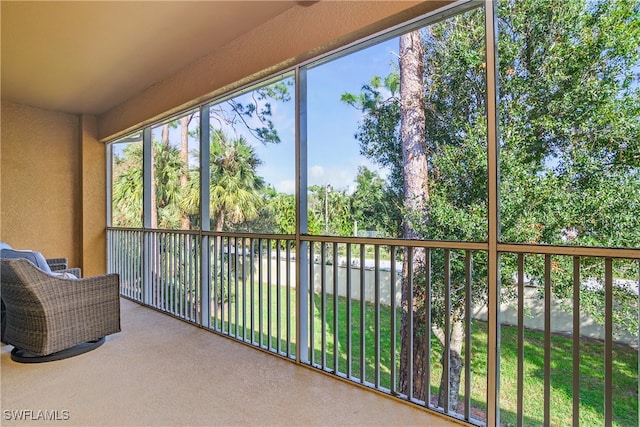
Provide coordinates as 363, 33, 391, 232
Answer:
434, 316, 465, 409
398, 30, 430, 401
150, 124, 170, 229
180, 116, 191, 230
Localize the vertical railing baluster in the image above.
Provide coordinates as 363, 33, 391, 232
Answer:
408, 246, 414, 401
309, 242, 316, 366
153, 232, 158, 308
177, 234, 182, 317
129, 231, 132, 301
604, 258, 613, 427
258, 238, 264, 348
119, 231, 124, 296
250, 238, 255, 344
220, 236, 226, 334
120, 231, 125, 296
464, 250, 472, 420
182, 234, 187, 318
321, 242, 327, 370
544, 254, 552, 426
164, 233, 168, 310
141, 231, 145, 301
212, 236, 219, 331
139, 231, 143, 300
443, 249, 451, 413
286, 240, 292, 357
333, 242, 339, 374
156, 232, 161, 309
181, 234, 186, 318
131, 231, 135, 299
195, 234, 200, 322
572, 256, 581, 427
346, 243, 352, 379
147, 232, 152, 306
517, 253, 525, 427
374, 244, 381, 389
234, 237, 240, 338
173, 232, 178, 315
154, 232, 158, 307
125, 231, 130, 298
167, 233, 172, 313
171, 233, 178, 314
390, 245, 397, 395
188, 235, 192, 320
426, 248, 432, 408
171, 232, 176, 314
116, 231, 120, 294
189, 234, 193, 320
241, 237, 247, 341
160, 233, 165, 310
227, 237, 232, 336
276, 241, 282, 354
267, 239, 272, 351
360, 243, 366, 384
183, 235, 188, 319
190, 235, 195, 321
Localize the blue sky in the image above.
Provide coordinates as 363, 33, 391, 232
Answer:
248, 37, 400, 194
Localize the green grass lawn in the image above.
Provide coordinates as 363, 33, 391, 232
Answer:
213, 283, 638, 426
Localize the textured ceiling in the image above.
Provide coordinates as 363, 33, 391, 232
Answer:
1, 1, 296, 115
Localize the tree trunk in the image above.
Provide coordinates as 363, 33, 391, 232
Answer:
434, 318, 465, 410
397, 30, 430, 401
180, 116, 191, 230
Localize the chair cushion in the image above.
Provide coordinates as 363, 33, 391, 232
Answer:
0, 249, 52, 273
51, 271, 78, 280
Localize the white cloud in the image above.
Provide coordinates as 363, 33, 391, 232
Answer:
277, 179, 296, 195
310, 165, 325, 178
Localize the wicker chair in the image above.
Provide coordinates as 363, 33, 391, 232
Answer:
1, 247, 82, 343
1, 258, 121, 363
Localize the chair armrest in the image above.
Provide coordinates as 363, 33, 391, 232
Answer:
33, 273, 121, 354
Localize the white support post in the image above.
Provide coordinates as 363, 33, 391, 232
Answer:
296, 66, 309, 363
200, 107, 211, 328
485, 1, 501, 425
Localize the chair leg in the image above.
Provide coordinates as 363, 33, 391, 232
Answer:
10, 337, 106, 363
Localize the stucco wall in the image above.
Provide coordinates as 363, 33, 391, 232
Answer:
1, 101, 82, 266
81, 115, 106, 276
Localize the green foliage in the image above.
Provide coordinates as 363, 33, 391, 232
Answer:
112, 142, 144, 227
112, 137, 190, 229
343, 0, 639, 337
351, 166, 402, 237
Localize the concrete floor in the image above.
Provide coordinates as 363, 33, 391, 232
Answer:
1, 298, 462, 426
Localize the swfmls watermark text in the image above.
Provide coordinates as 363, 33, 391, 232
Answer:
3, 409, 70, 422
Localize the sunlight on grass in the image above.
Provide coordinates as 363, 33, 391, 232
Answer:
213, 283, 638, 426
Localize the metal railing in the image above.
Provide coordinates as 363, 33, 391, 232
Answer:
107, 227, 639, 426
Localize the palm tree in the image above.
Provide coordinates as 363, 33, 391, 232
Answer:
111, 130, 186, 229
112, 142, 144, 227
209, 130, 265, 231
180, 129, 266, 232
